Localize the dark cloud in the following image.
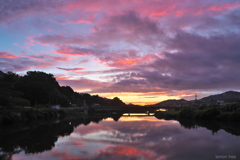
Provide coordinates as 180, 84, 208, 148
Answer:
34, 34, 87, 46
56, 45, 103, 56
91, 11, 163, 46
0, 61, 31, 72
0, 0, 65, 23
110, 11, 161, 36
93, 31, 240, 94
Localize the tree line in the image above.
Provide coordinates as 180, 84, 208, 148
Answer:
0, 70, 126, 107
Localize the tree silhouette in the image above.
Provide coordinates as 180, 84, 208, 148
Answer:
0, 70, 126, 107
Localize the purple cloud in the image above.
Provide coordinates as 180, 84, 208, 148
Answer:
0, 0, 64, 23
0, 51, 67, 72
92, 30, 240, 95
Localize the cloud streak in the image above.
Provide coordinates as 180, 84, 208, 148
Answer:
0, 51, 68, 72
57, 67, 85, 72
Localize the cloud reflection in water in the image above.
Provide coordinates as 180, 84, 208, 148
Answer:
13, 117, 240, 160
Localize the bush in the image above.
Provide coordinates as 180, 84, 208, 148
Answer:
25, 109, 37, 120
11, 97, 30, 107
195, 108, 221, 119
179, 107, 195, 118
221, 104, 240, 112
229, 112, 240, 121
216, 113, 230, 121
58, 109, 67, 118
199, 104, 207, 110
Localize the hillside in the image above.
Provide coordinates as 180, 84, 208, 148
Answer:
199, 91, 240, 104
154, 99, 189, 107
153, 91, 240, 107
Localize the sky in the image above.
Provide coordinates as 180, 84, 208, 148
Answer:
1, 0, 240, 105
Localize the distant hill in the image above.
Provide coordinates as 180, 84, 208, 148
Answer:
154, 99, 189, 107
152, 91, 240, 107
199, 91, 240, 104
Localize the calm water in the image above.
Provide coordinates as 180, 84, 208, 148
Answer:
1, 114, 240, 160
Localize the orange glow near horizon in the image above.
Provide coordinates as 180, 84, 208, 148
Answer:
91, 92, 195, 105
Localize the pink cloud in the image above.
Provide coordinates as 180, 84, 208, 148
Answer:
150, 11, 167, 19
43, 151, 82, 160
74, 124, 111, 135
0, 51, 69, 72
176, 10, 184, 17
26, 36, 35, 46
34, 34, 91, 46
56, 46, 93, 56
0, 51, 19, 59
55, 74, 76, 80
56, 46, 84, 56
195, 2, 240, 15
77, 59, 90, 64
99, 53, 156, 68
29, 0, 240, 50
65, 1, 104, 12
207, 2, 240, 12
2, 0, 239, 25
52, 12, 98, 25
13, 43, 31, 51
63, 140, 85, 146
28, 54, 69, 62
57, 67, 86, 72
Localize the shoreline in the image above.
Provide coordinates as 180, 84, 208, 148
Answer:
154, 107, 240, 136
0, 107, 85, 124
154, 106, 240, 122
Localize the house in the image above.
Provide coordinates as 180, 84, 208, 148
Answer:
91, 103, 100, 107
217, 100, 237, 106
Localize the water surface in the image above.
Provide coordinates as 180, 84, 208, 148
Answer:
1, 115, 240, 160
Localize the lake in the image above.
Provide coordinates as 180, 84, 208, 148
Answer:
0, 113, 240, 160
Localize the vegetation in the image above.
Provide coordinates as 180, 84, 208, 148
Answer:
0, 107, 85, 124
0, 70, 126, 108
155, 104, 240, 122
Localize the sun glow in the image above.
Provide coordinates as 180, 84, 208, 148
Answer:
94, 92, 185, 105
